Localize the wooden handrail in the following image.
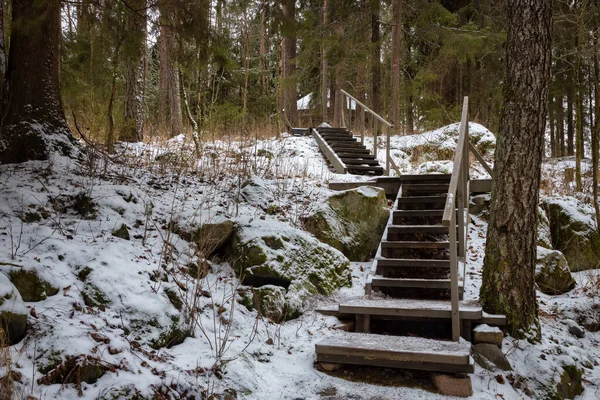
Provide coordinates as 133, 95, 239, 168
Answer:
340, 90, 393, 128
340, 89, 395, 175
442, 96, 469, 342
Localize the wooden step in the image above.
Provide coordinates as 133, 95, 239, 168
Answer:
315, 332, 474, 374
376, 258, 450, 268
320, 133, 353, 139
376, 258, 450, 278
316, 127, 349, 133
324, 137, 357, 143
394, 174, 452, 183
396, 195, 447, 210
402, 184, 450, 196
342, 158, 381, 166
381, 240, 450, 249
338, 299, 482, 320
393, 210, 445, 218
329, 143, 366, 149
337, 152, 374, 158
347, 165, 384, 174
387, 225, 449, 234
370, 276, 462, 289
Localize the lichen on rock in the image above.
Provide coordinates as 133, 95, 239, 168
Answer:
542, 196, 600, 271
536, 247, 575, 295
303, 186, 389, 261
231, 220, 351, 321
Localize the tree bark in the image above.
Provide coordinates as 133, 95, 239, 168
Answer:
370, 0, 381, 115
481, 0, 551, 340
389, 0, 402, 129
281, 0, 297, 128
0, 0, 76, 164
321, 0, 329, 122
158, 5, 183, 137
122, 0, 147, 142
594, 35, 600, 228
557, 95, 565, 156
549, 95, 555, 158
567, 66, 575, 156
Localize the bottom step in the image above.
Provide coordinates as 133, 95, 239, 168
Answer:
316, 332, 474, 374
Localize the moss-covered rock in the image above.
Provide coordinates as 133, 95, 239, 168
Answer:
303, 186, 389, 261
81, 282, 111, 311
239, 285, 287, 322
112, 224, 130, 240
542, 197, 600, 271
538, 206, 553, 248
536, 248, 575, 295
544, 364, 584, 400
8, 269, 59, 302
150, 316, 190, 349
0, 272, 28, 345
180, 220, 236, 257
231, 220, 351, 321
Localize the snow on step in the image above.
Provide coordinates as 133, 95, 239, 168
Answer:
338, 298, 482, 319
316, 332, 474, 373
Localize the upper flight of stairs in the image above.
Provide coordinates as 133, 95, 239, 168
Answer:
315, 174, 506, 394
312, 126, 384, 175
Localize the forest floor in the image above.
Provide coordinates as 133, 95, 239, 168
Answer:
0, 123, 599, 399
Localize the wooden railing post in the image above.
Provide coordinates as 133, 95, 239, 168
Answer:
386, 125, 391, 176
373, 119, 378, 160
360, 108, 365, 145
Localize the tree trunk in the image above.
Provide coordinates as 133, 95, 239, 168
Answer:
567, 67, 575, 156
389, 0, 402, 129
321, 0, 328, 122
122, 0, 147, 142
481, 0, 550, 340
557, 95, 565, 156
281, 0, 297, 128
260, 0, 267, 95
594, 35, 600, 228
0, 0, 6, 103
1, 0, 76, 164
333, 23, 344, 127
158, 5, 183, 137
370, 0, 381, 115
549, 95, 555, 158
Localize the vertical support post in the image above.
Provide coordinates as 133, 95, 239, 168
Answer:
360, 108, 365, 145
386, 125, 391, 175
373, 119, 378, 160
341, 93, 346, 128
450, 210, 460, 341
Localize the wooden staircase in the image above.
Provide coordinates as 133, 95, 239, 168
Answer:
314, 97, 505, 396
312, 126, 384, 176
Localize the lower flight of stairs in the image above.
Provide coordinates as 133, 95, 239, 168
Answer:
315, 174, 506, 397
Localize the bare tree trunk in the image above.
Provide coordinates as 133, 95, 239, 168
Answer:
0, 0, 6, 97
370, 0, 381, 115
557, 95, 565, 156
282, 0, 297, 128
576, 47, 584, 191
1, 0, 76, 164
481, 0, 550, 339
594, 35, 600, 228
158, 5, 183, 137
549, 95, 555, 158
260, 0, 267, 94
122, 0, 146, 142
321, 0, 328, 122
389, 0, 402, 128
567, 67, 575, 156
333, 23, 344, 127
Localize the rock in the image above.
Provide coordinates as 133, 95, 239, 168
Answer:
542, 197, 600, 271
432, 374, 473, 398
112, 223, 130, 240
473, 324, 503, 347
535, 247, 576, 295
240, 285, 287, 323
564, 319, 585, 338
240, 177, 276, 211
537, 207, 553, 248
7, 268, 59, 302
472, 343, 512, 371
0, 272, 28, 345
469, 194, 490, 215
183, 220, 236, 257
555, 364, 583, 399
303, 186, 389, 261
231, 220, 351, 320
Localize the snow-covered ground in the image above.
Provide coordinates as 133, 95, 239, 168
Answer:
0, 123, 598, 399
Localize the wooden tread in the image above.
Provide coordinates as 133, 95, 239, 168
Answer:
387, 225, 449, 234
338, 299, 482, 320
381, 240, 450, 249
316, 332, 474, 373
370, 276, 463, 290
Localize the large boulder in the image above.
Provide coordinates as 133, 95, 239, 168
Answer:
542, 197, 600, 271
0, 272, 28, 345
303, 186, 389, 261
536, 247, 576, 295
231, 220, 351, 320
538, 207, 553, 248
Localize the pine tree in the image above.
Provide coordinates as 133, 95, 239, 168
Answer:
481, 0, 551, 339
